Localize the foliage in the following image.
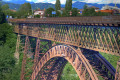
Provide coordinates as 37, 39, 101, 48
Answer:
45, 7, 55, 17
100, 52, 120, 69
96, 11, 109, 16
17, 3, 32, 18
1, 4, 17, 18
0, 6, 18, 80
0, 6, 6, 24
0, 23, 17, 80
55, 0, 61, 17
82, 7, 109, 16
34, 14, 40, 18
0, 45, 15, 80
65, 0, 72, 11
61, 62, 79, 80
83, 4, 88, 9
82, 8, 96, 16
55, 10, 61, 17
62, 0, 73, 17
1, 4, 9, 10
71, 8, 78, 16
55, 0, 61, 10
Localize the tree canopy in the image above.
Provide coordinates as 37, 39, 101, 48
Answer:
71, 8, 78, 16
45, 7, 55, 17
55, 0, 61, 11
17, 3, 32, 18
65, 0, 72, 11
0, 6, 6, 24
62, 0, 72, 17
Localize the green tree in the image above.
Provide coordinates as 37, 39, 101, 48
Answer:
65, 0, 72, 11
83, 4, 88, 9
71, 8, 78, 16
82, 8, 96, 16
63, 0, 72, 17
55, 0, 61, 11
17, 3, 32, 18
0, 23, 17, 80
0, 6, 6, 24
1, 4, 9, 11
34, 14, 40, 18
1, 4, 17, 18
45, 7, 55, 17
55, 0, 61, 17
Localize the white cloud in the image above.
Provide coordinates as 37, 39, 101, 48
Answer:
26, 0, 32, 2
35, 0, 120, 4
3, 0, 120, 4
83, 0, 120, 4
33, 0, 66, 4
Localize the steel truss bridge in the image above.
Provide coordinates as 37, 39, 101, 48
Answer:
9, 16, 120, 80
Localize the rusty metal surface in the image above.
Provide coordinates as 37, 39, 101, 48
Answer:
35, 57, 67, 80
115, 60, 120, 80
82, 49, 116, 80
19, 36, 118, 80
14, 23, 120, 56
20, 36, 33, 80
8, 16, 120, 26
31, 45, 98, 80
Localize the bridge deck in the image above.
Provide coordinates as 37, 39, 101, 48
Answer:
8, 16, 120, 26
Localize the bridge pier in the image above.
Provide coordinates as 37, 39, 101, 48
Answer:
21, 36, 33, 80
115, 59, 120, 80
14, 34, 20, 61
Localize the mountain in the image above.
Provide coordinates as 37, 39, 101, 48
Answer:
1, 1, 120, 10
32, 3, 55, 10
4, 0, 34, 4
72, 1, 120, 9
1, 1, 21, 10
1, 1, 55, 10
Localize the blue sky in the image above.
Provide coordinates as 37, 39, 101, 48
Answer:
3, 0, 120, 4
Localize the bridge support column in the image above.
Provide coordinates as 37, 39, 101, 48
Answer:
21, 36, 30, 80
34, 38, 40, 65
14, 34, 20, 62
115, 59, 120, 80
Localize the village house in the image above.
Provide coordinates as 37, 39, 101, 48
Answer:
34, 8, 45, 18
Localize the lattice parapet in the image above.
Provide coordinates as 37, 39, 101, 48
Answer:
15, 24, 120, 56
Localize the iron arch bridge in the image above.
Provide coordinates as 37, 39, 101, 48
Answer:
31, 45, 98, 80
9, 16, 120, 80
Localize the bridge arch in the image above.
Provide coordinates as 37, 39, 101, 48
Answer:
31, 45, 98, 80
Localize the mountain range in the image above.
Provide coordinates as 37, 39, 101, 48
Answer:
0, 1, 120, 10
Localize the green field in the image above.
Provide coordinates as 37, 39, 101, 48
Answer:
60, 62, 79, 80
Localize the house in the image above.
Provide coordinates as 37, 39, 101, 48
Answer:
34, 8, 45, 18
96, 10, 113, 14
101, 5, 112, 10
9, 9, 16, 12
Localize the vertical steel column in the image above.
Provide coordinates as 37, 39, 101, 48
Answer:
21, 36, 30, 80
34, 38, 40, 65
115, 59, 120, 80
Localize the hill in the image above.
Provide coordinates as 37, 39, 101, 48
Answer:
1, 1, 55, 10
72, 1, 120, 9
1, 1, 120, 10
